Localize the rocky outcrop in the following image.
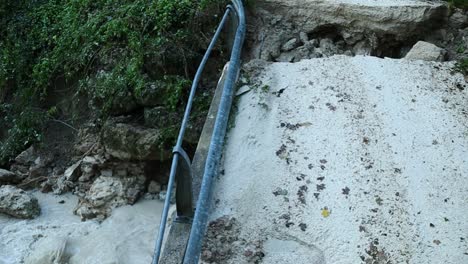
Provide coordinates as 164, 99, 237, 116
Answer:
249, 0, 449, 60
102, 119, 171, 161
0, 185, 40, 219
405, 41, 446, 61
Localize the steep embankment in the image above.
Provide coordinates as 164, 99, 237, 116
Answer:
205, 57, 467, 264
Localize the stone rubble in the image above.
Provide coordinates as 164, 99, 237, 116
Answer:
0, 185, 40, 219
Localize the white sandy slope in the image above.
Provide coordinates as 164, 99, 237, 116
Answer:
209, 56, 468, 263
0, 192, 164, 264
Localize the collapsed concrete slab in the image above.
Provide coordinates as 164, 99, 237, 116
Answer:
205, 56, 467, 264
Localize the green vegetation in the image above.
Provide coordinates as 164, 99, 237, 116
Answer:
0, 0, 224, 165
448, 0, 468, 9
261, 85, 270, 93
455, 58, 468, 75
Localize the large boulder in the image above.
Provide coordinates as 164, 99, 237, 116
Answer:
0, 185, 40, 219
102, 120, 171, 161
405, 41, 447, 61
74, 166, 146, 220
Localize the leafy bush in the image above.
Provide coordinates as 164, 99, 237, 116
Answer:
0, 105, 48, 165
455, 58, 468, 75
0, 0, 225, 165
448, 0, 468, 9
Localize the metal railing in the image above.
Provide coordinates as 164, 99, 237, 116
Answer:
151, 0, 245, 263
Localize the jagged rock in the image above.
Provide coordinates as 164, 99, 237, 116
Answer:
305, 39, 319, 49
0, 185, 40, 219
29, 164, 50, 179
74, 171, 145, 220
102, 120, 171, 161
74, 124, 100, 155
449, 10, 468, 29
353, 40, 373, 55
40, 179, 54, 193
319, 38, 340, 56
405, 41, 446, 61
53, 176, 73, 195
10, 146, 37, 178
24, 236, 69, 264
78, 156, 102, 182
64, 160, 82, 182
148, 181, 161, 194
281, 38, 300, 51
293, 46, 313, 62
22, 154, 53, 183
299, 32, 309, 44
276, 51, 296, 62
158, 190, 167, 201
0, 168, 23, 185
14, 146, 37, 165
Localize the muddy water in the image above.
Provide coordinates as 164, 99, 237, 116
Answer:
0, 192, 164, 264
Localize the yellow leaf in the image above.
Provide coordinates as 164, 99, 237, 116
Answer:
321, 208, 330, 218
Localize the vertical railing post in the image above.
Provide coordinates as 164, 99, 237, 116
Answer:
182, 0, 246, 263
151, 5, 235, 264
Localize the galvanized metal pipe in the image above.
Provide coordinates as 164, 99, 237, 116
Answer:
182, 0, 246, 263
151, 7, 233, 264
